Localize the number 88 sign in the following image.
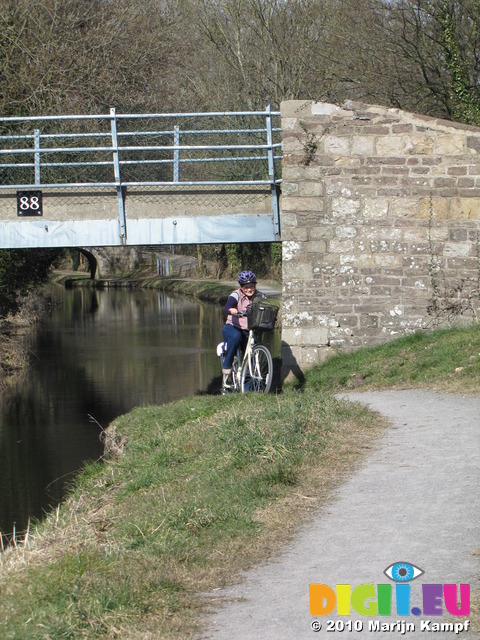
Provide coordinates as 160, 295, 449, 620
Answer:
17, 190, 43, 216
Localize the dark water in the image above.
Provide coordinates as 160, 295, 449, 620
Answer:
0, 285, 230, 540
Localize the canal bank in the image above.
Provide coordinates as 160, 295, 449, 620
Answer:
0, 284, 241, 542
54, 271, 282, 305
0, 272, 282, 392
1, 324, 479, 639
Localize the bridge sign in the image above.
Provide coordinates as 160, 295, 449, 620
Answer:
17, 191, 43, 217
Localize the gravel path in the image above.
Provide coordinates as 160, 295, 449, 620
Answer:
201, 390, 480, 640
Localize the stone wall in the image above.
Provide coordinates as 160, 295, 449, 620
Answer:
280, 100, 480, 374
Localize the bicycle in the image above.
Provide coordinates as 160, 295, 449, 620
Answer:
217, 301, 278, 394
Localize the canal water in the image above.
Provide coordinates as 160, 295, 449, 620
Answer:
0, 284, 231, 541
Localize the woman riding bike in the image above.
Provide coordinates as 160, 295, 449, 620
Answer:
221, 270, 266, 384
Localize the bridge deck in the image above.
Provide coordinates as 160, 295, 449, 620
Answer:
0, 185, 279, 247
0, 108, 282, 248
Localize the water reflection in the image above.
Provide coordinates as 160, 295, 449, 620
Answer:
0, 285, 226, 539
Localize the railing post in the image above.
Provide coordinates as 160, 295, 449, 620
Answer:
266, 104, 281, 240
34, 129, 41, 185
173, 125, 180, 182
110, 107, 127, 243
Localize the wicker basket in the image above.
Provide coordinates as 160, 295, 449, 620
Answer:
247, 302, 278, 331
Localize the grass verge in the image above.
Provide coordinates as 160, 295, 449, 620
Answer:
303, 324, 480, 395
0, 324, 478, 639
0, 393, 383, 639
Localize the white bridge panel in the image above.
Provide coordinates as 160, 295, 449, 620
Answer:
0, 214, 278, 248
126, 215, 278, 245
0, 220, 122, 248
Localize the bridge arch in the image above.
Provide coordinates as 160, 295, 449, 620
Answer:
77, 249, 97, 280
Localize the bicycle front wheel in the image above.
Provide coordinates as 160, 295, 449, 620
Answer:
240, 345, 273, 393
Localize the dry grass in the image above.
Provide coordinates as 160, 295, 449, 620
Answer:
0, 392, 386, 640
0, 323, 478, 639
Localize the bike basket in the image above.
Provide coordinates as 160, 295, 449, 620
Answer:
247, 302, 278, 331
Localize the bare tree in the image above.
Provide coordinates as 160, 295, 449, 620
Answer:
179, 0, 364, 109
0, 0, 186, 115
370, 0, 480, 122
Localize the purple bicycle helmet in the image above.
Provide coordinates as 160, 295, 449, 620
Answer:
238, 270, 257, 285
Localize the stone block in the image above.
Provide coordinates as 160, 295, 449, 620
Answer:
298, 181, 324, 197
335, 225, 358, 239
352, 136, 376, 155
311, 102, 349, 116
282, 136, 304, 153
449, 198, 479, 220
309, 225, 335, 240
375, 136, 404, 156
429, 228, 449, 242
418, 197, 449, 220
364, 198, 390, 219
407, 134, 436, 155
434, 177, 456, 188
306, 239, 328, 254
447, 166, 467, 176
449, 228, 468, 242
329, 238, 355, 253
282, 226, 308, 242
301, 347, 323, 365
434, 134, 465, 155
334, 156, 362, 169
403, 228, 428, 241
373, 254, 403, 267
392, 124, 414, 133
444, 242, 472, 257
282, 117, 298, 131
281, 181, 299, 196
281, 197, 324, 212
360, 314, 379, 328
336, 315, 359, 328
300, 326, 330, 344
282, 240, 303, 261
280, 210, 298, 228
324, 135, 350, 155
282, 261, 314, 280
281, 327, 303, 345
281, 165, 306, 181
331, 197, 361, 217
458, 178, 475, 188
326, 178, 354, 197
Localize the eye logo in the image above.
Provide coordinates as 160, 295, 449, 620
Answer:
384, 561, 424, 583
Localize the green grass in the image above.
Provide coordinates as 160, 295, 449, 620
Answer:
0, 325, 478, 639
303, 325, 480, 394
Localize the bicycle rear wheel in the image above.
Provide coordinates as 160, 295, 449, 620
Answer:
240, 345, 273, 393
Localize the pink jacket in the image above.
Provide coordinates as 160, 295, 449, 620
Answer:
225, 288, 261, 330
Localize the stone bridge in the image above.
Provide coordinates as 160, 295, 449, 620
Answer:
280, 100, 480, 377
1, 102, 480, 374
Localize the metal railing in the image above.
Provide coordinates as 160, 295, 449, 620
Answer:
0, 107, 282, 239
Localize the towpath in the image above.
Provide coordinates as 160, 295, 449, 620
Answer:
201, 390, 480, 640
